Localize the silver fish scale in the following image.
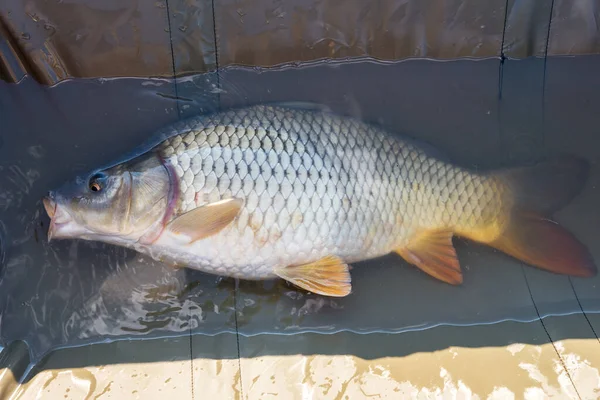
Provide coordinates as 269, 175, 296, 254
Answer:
156, 105, 504, 278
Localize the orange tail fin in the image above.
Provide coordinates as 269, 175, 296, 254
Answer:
490, 155, 596, 278
489, 211, 596, 277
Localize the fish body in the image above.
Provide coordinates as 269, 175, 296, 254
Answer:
149, 106, 505, 277
44, 104, 597, 296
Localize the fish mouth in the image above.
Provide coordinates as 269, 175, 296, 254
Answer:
43, 196, 56, 219
43, 195, 73, 241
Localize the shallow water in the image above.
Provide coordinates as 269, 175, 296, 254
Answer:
1, 55, 600, 362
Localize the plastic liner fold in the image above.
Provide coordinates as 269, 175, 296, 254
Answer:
1, 0, 599, 84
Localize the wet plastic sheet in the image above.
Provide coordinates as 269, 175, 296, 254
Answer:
1, 0, 600, 84
1, 0, 600, 363
2, 55, 600, 362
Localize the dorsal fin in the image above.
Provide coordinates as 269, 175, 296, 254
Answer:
267, 101, 334, 113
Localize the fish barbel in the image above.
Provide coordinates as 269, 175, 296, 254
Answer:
43, 103, 597, 296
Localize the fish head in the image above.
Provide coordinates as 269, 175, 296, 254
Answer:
43, 153, 173, 243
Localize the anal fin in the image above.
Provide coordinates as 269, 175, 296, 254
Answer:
274, 255, 352, 297
395, 229, 463, 285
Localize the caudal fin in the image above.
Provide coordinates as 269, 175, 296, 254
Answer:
498, 155, 590, 215
490, 212, 596, 277
491, 155, 596, 278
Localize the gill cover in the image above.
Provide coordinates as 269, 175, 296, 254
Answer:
45, 153, 172, 241
118, 154, 173, 237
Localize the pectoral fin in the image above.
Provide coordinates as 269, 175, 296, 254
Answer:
274, 255, 352, 297
166, 198, 243, 243
395, 229, 463, 285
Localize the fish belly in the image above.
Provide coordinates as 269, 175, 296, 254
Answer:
152, 105, 502, 280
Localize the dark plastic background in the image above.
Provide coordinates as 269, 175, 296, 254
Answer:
0, 0, 599, 364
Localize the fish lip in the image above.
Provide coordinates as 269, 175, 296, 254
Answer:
47, 220, 64, 242
43, 196, 57, 242
47, 221, 55, 242
43, 196, 56, 219
43, 195, 73, 241
47, 218, 76, 242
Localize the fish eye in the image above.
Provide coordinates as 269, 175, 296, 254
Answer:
88, 173, 105, 193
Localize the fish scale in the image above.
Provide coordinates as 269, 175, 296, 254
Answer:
45, 103, 597, 296
154, 104, 504, 279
